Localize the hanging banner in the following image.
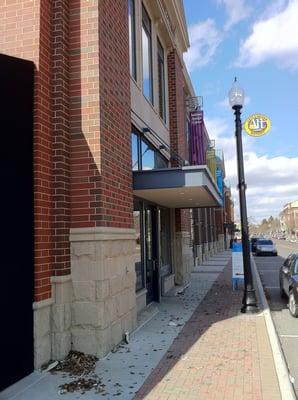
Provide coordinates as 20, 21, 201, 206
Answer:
216, 168, 224, 206
244, 114, 271, 137
189, 111, 205, 165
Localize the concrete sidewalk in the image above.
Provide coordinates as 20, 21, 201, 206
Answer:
0, 251, 289, 400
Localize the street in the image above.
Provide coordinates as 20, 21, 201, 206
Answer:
254, 239, 298, 396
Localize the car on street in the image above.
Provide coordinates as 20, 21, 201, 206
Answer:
250, 236, 261, 252
279, 253, 298, 317
255, 239, 277, 256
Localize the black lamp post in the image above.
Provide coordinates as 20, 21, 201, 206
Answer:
229, 78, 259, 314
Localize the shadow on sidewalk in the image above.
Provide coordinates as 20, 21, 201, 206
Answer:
134, 261, 251, 399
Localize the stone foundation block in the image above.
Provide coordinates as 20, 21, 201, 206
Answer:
128, 289, 137, 311
53, 280, 72, 305
96, 280, 110, 301
96, 327, 112, 357
110, 320, 122, 348
72, 301, 106, 328
136, 289, 147, 313
110, 276, 123, 296
52, 331, 71, 360
120, 312, 133, 334
52, 304, 65, 332
124, 271, 136, 289
104, 297, 117, 324
71, 328, 97, 355
73, 281, 96, 302
34, 334, 51, 369
115, 292, 129, 317
34, 306, 51, 339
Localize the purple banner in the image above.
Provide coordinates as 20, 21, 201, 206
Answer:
189, 111, 206, 165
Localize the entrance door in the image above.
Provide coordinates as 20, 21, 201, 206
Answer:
144, 206, 160, 304
0, 54, 34, 390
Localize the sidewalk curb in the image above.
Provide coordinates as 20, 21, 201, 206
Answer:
251, 256, 297, 400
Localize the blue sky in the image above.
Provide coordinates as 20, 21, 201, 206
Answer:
183, 0, 298, 223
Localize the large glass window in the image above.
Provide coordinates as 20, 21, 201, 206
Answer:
141, 140, 155, 170
131, 131, 139, 170
128, 0, 137, 79
157, 38, 166, 122
142, 5, 153, 103
131, 128, 168, 171
155, 152, 168, 169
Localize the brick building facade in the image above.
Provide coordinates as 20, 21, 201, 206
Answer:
0, 0, 233, 390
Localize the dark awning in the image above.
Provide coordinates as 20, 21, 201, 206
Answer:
133, 166, 222, 208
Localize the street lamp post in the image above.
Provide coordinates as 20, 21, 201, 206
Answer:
229, 78, 259, 314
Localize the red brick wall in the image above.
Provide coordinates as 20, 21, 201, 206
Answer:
0, 0, 54, 301
98, 0, 133, 228
1, 0, 133, 300
168, 49, 191, 233
69, 0, 133, 229
167, 50, 188, 162
52, 0, 71, 276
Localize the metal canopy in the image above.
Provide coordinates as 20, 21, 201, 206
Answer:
133, 166, 222, 208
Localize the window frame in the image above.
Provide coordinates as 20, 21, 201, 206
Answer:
128, 0, 137, 80
141, 4, 153, 104
131, 126, 168, 171
157, 37, 166, 122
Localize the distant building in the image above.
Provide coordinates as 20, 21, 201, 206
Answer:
279, 200, 298, 237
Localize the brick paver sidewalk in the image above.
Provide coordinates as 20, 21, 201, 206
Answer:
134, 262, 281, 400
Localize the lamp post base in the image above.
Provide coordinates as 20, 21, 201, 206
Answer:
241, 289, 260, 314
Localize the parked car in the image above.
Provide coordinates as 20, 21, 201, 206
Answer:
250, 237, 260, 252
279, 253, 298, 317
255, 239, 277, 256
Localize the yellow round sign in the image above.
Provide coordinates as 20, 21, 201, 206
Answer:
244, 114, 271, 137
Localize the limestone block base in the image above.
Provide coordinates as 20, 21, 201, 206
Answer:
161, 273, 175, 295
203, 243, 209, 261
136, 289, 147, 313
174, 232, 193, 286
33, 298, 53, 369
70, 227, 137, 358
51, 275, 72, 360
217, 234, 225, 252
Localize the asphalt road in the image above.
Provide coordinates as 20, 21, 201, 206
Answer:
253, 239, 298, 396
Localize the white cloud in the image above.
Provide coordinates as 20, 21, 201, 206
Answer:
184, 19, 222, 71
217, 0, 252, 30
204, 116, 298, 222
226, 152, 298, 222
236, 0, 298, 70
